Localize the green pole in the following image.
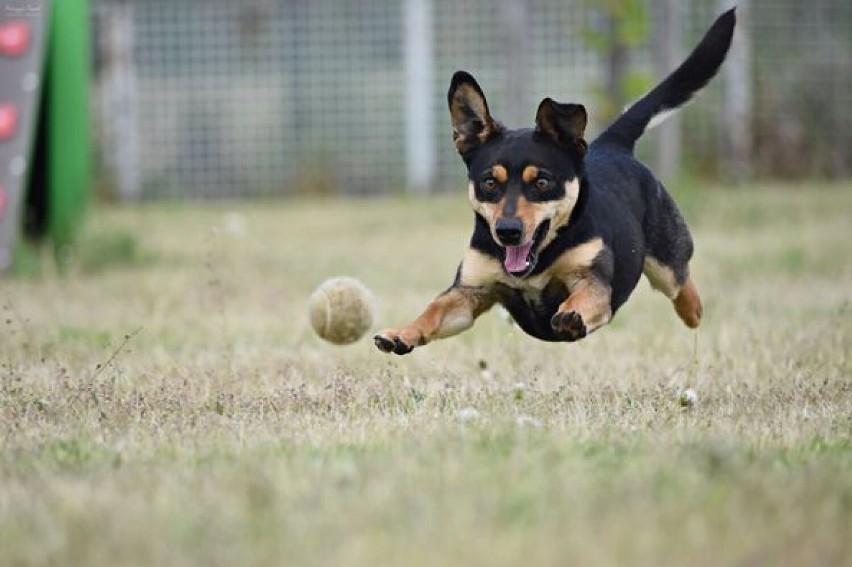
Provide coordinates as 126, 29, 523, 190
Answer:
46, 0, 90, 258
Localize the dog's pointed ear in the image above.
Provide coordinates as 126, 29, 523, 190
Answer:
535, 98, 588, 155
448, 71, 501, 156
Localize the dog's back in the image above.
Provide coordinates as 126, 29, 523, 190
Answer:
575, 8, 737, 318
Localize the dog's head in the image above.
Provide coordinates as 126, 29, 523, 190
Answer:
448, 71, 587, 277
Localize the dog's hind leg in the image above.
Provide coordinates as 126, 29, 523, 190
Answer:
643, 257, 702, 328
674, 276, 702, 328
642, 179, 703, 328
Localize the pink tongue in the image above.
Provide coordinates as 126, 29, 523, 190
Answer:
504, 241, 534, 273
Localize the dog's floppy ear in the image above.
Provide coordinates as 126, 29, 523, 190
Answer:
535, 98, 588, 155
448, 71, 501, 157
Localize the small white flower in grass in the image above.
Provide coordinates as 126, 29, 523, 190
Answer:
515, 415, 543, 429
457, 407, 481, 423
478, 359, 494, 381
679, 388, 698, 408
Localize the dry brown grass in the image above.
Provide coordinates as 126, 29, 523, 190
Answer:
1, 183, 850, 566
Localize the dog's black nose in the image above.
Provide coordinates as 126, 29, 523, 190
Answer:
495, 217, 524, 246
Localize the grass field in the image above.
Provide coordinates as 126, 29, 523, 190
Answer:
1, 182, 850, 566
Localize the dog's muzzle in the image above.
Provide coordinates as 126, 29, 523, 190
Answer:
498, 219, 550, 277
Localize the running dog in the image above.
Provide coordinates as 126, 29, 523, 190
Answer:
375, 9, 736, 355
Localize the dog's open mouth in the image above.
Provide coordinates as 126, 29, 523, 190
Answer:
502, 220, 550, 277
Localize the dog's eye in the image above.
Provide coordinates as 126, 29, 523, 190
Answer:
482, 178, 497, 191
534, 177, 551, 190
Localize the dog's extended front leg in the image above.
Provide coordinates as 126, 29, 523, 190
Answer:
374, 286, 495, 355
550, 277, 612, 342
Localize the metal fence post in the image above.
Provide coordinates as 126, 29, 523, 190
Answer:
501, 0, 529, 128
404, 0, 435, 194
721, 0, 752, 183
98, 4, 139, 201
654, 0, 681, 181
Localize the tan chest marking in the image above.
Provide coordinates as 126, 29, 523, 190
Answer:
547, 237, 604, 286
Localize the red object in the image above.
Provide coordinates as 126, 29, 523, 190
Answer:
0, 104, 17, 140
0, 21, 31, 57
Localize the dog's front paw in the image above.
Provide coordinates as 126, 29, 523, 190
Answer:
551, 310, 587, 342
373, 328, 422, 355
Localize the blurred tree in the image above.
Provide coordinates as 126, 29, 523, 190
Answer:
580, 0, 651, 124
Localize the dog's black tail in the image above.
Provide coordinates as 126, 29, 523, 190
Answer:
595, 8, 736, 152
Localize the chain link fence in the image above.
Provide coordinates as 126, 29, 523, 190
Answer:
92, 0, 852, 199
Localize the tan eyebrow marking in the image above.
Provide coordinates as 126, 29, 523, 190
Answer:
491, 164, 508, 183
522, 165, 539, 184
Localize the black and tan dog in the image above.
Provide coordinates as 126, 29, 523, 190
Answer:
375, 9, 736, 355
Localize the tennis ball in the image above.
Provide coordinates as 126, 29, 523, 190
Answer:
308, 277, 375, 345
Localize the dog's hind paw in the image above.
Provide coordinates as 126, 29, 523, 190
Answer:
551, 310, 587, 342
373, 331, 416, 355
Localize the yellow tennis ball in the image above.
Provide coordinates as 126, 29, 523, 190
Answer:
308, 277, 375, 345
